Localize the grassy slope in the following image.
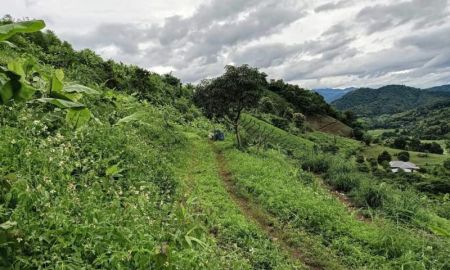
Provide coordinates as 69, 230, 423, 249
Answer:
305, 114, 353, 137
241, 114, 361, 156
174, 134, 302, 269
217, 140, 450, 269
363, 144, 448, 167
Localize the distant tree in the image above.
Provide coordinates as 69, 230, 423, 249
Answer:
429, 142, 444, 154
362, 134, 373, 146
397, 151, 410, 162
292, 112, 306, 128
353, 128, 365, 141
194, 65, 267, 148
443, 159, 450, 170
259, 96, 275, 113
377, 151, 392, 165
343, 110, 357, 126
392, 137, 407, 149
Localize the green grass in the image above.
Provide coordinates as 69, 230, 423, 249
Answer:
241, 114, 315, 153
174, 136, 304, 269
217, 140, 450, 269
363, 144, 448, 167
367, 129, 397, 137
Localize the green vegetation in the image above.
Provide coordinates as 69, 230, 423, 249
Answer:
1, 17, 449, 269
368, 102, 450, 140
332, 85, 450, 117
364, 144, 448, 167
218, 140, 450, 269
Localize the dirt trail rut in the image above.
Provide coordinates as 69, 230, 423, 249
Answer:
211, 143, 324, 270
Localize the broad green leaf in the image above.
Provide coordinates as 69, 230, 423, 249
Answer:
0, 79, 35, 104
51, 69, 64, 92
50, 90, 83, 102
64, 84, 100, 95
15, 82, 35, 101
7, 60, 25, 78
0, 20, 46, 41
115, 111, 148, 125
0, 80, 14, 104
0, 221, 17, 230
66, 107, 91, 129
36, 98, 85, 109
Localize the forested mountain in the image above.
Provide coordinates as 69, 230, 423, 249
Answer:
313, 87, 355, 103
368, 100, 450, 140
332, 85, 450, 116
426, 84, 450, 93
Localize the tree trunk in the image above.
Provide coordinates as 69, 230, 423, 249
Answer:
234, 122, 242, 149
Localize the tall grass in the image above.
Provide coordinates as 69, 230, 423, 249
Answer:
219, 142, 450, 269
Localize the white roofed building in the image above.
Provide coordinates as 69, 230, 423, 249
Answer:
389, 161, 420, 173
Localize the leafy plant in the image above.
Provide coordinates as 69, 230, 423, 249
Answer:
0, 20, 45, 42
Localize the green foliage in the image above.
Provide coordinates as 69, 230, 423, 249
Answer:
377, 151, 392, 164
397, 151, 410, 162
368, 101, 450, 140
0, 20, 45, 41
333, 85, 450, 117
194, 65, 267, 147
219, 142, 450, 269
65, 107, 91, 129
0, 61, 36, 104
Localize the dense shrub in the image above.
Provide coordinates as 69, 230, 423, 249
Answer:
377, 151, 392, 164
328, 172, 361, 192
301, 154, 331, 173
397, 151, 410, 162
353, 181, 388, 208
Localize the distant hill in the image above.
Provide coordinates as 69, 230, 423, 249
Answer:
332, 85, 450, 116
313, 88, 355, 103
425, 84, 450, 93
368, 100, 450, 140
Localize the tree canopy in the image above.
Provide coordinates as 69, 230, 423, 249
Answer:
194, 64, 267, 147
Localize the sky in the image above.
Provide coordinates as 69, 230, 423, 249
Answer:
2, 0, 450, 89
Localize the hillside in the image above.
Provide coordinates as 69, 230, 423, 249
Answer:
332, 85, 450, 116
368, 100, 450, 140
1, 19, 450, 269
426, 84, 450, 93
313, 88, 355, 103
259, 85, 355, 137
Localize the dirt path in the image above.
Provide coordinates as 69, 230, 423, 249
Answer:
211, 143, 324, 270
315, 175, 370, 223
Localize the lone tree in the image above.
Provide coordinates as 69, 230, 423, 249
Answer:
194, 65, 267, 148
377, 151, 392, 165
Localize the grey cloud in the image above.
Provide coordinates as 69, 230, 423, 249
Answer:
357, 0, 449, 34
398, 25, 450, 50
315, 0, 354, 13
68, 23, 147, 54
68, 0, 305, 74
232, 43, 302, 67
53, 0, 450, 88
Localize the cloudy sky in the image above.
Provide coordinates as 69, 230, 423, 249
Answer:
2, 0, 450, 89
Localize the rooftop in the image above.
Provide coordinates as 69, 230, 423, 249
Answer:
389, 161, 420, 170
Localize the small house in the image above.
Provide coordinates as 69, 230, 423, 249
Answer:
389, 161, 420, 173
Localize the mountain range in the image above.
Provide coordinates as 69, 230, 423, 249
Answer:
330, 84, 450, 116
313, 87, 355, 103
